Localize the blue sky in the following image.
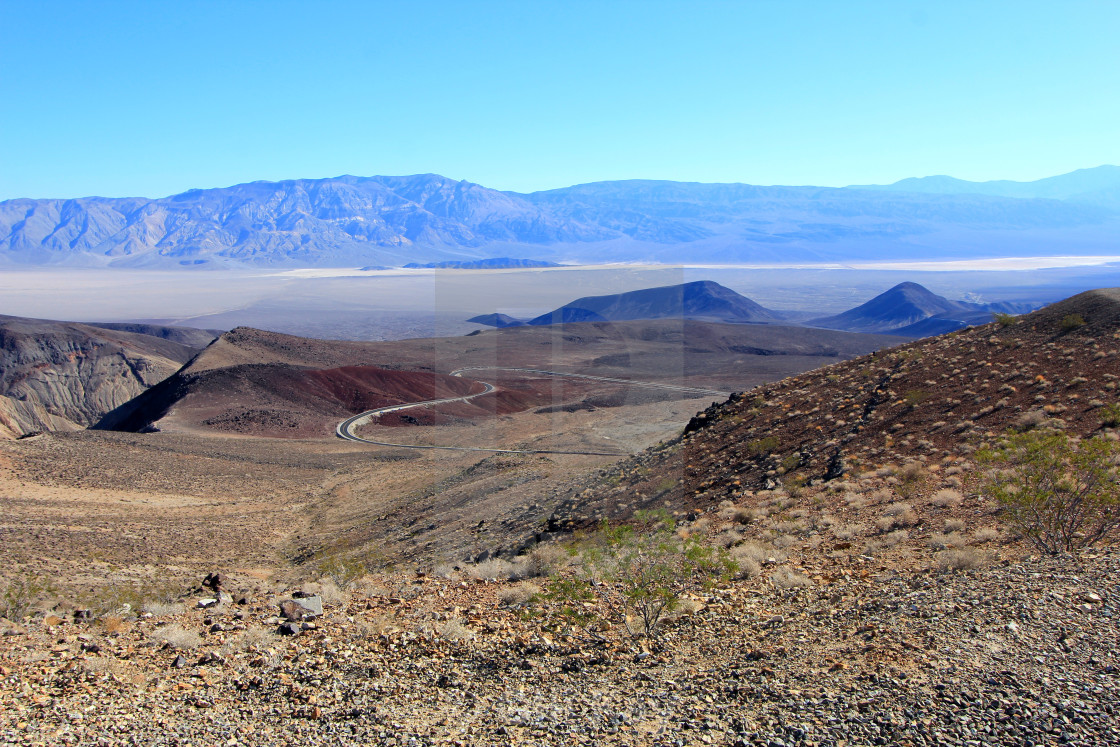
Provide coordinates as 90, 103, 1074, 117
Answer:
1, 0, 1117, 199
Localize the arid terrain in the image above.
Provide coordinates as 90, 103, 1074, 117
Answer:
0, 290, 1118, 745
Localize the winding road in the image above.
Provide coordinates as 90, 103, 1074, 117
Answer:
335, 367, 728, 456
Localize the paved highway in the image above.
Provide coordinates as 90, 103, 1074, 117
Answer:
335, 367, 728, 455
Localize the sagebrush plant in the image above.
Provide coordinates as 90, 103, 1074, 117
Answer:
978, 430, 1120, 554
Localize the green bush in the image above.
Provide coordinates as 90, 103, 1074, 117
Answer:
1, 574, 57, 621
978, 430, 1120, 554
551, 510, 736, 640
747, 436, 779, 456
1060, 313, 1087, 331
1101, 402, 1120, 428
994, 312, 1018, 327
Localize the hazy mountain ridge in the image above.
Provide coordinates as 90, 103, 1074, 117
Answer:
2, 168, 1118, 267
853, 165, 1120, 204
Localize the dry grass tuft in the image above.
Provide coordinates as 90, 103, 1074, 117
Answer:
497, 581, 541, 607
930, 489, 963, 508
770, 567, 813, 589
151, 623, 201, 650
935, 548, 989, 573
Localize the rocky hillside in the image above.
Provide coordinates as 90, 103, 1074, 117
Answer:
550, 287, 1120, 529
0, 316, 212, 439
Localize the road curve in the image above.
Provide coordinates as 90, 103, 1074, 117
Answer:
335, 367, 728, 456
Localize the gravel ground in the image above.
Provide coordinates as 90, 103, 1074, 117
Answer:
2, 549, 1116, 746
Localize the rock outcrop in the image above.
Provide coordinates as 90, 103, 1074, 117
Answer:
0, 315, 208, 438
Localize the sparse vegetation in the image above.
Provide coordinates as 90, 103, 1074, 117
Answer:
1, 574, 56, 622
151, 623, 202, 650
1060, 313, 1087, 330
554, 510, 736, 639
994, 312, 1018, 327
935, 547, 989, 573
978, 430, 1120, 553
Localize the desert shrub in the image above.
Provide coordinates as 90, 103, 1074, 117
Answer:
928, 532, 968, 550
770, 567, 812, 589
432, 618, 474, 641
1101, 402, 1120, 428
731, 554, 761, 579
77, 580, 180, 619
994, 312, 1018, 328
978, 431, 1120, 553
731, 540, 785, 564
220, 626, 274, 655
935, 548, 989, 573
431, 563, 458, 579
315, 578, 346, 606
972, 527, 1001, 543
559, 510, 735, 639
1014, 410, 1050, 431
747, 436, 780, 456
465, 558, 517, 581
151, 623, 201, 650
831, 522, 867, 541
930, 489, 963, 508
318, 553, 367, 590
498, 581, 541, 607
903, 389, 930, 408
1060, 314, 1087, 331
876, 502, 918, 531
865, 530, 909, 553
142, 601, 185, 617
943, 518, 967, 532
522, 544, 571, 577
0, 574, 56, 622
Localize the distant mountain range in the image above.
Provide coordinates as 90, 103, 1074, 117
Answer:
469, 280, 1041, 337
852, 165, 1120, 204
2, 167, 1118, 268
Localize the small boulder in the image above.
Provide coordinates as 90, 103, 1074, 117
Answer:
277, 622, 301, 636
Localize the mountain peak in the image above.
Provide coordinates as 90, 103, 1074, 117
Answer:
523, 280, 783, 326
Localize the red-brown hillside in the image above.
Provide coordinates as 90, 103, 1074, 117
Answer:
550, 288, 1120, 530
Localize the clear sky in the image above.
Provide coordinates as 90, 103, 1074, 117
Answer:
1, 0, 1117, 199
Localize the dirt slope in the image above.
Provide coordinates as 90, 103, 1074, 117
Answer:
0, 315, 205, 438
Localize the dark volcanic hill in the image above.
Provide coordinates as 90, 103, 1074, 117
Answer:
548, 287, 1120, 531
466, 313, 527, 328
809, 281, 1035, 334
3, 169, 1118, 267
98, 320, 900, 438
525, 280, 784, 326
0, 315, 210, 438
